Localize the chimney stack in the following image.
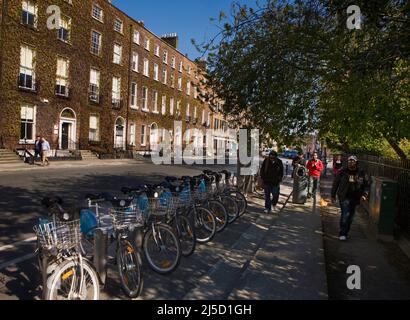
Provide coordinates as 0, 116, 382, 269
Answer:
161, 33, 179, 49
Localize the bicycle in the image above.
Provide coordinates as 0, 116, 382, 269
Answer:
81, 194, 143, 298
164, 177, 217, 244
201, 172, 239, 224
207, 170, 248, 219
123, 185, 196, 258
121, 186, 182, 274
35, 197, 100, 300
108, 198, 143, 298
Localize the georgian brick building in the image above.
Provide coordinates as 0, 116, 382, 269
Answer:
0, 0, 232, 155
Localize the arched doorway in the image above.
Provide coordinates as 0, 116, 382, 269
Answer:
114, 117, 125, 150
59, 108, 77, 150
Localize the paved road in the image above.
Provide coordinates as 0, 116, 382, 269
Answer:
0, 159, 275, 300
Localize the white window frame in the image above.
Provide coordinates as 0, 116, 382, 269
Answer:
89, 68, 100, 102
143, 58, 149, 77
129, 123, 136, 146
162, 69, 167, 85
141, 125, 147, 146
170, 97, 174, 116
132, 52, 139, 72
22, 0, 38, 28
178, 77, 182, 91
133, 30, 140, 44
112, 76, 121, 102
152, 90, 158, 113
113, 43, 122, 64
161, 95, 166, 115
20, 104, 36, 143
153, 63, 159, 81
91, 30, 102, 55
56, 57, 69, 97
58, 15, 71, 43
163, 50, 168, 64
89, 115, 100, 142
92, 4, 104, 22
19, 45, 36, 90
114, 18, 123, 34
142, 86, 149, 111
144, 38, 150, 51
154, 44, 160, 57
130, 82, 138, 109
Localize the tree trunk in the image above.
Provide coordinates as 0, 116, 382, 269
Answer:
385, 136, 408, 160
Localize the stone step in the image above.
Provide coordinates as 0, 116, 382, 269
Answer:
0, 159, 22, 163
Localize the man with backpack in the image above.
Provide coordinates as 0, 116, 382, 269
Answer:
331, 155, 368, 241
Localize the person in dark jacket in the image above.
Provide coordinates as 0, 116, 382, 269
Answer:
34, 135, 42, 158
331, 155, 368, 241
260, 151, 284, 213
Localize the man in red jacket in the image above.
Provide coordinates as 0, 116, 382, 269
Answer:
306, 151, 324, 199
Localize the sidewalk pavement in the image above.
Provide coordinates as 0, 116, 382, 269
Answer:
184, 178, 329, 300
320, 174, 410, 300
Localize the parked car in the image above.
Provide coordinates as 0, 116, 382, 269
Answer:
283, 150, 299, 159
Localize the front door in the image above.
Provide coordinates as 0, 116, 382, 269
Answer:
62, 123, 70, 150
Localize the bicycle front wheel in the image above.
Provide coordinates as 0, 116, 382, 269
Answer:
207, 200, 228, 233
117, 240, 143, 298
192, 207, 216, 243
143, 224, 181, 274
46, 258, 100, 300
174, 214, 196, 257
220, 195, 239, 224
227, 190, 248, 218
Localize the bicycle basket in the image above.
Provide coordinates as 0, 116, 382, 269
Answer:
34, 219, 81, 251
146, 197, 178, 217
109, 207, 144, 230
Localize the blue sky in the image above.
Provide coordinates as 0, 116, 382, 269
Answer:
112, 0, 257, 60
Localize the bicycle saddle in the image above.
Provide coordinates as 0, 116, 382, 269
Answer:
108, 198, 134, 208
41, 196, 63, 208
85, 193, 106, 201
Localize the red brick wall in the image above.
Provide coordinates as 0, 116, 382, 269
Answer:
0, 0, 216, 153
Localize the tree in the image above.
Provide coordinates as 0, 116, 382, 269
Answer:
195, 0, 410, 159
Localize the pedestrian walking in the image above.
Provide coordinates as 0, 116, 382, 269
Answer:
333, 154, 343, 176
306, 151, 324, 199
331, 155, 368, 241
34, 136, 42, 158
260, 151, 284, 213
40, 137, 50, 166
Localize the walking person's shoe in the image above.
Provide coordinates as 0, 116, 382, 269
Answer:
339, 235, 347, 241
263, 209, 271, 214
